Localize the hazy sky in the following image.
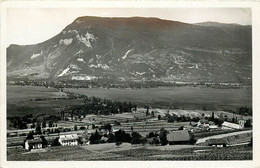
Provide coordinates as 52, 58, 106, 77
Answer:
6, 8, 251, 47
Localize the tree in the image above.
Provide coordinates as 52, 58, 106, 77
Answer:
40, 135, 48, 148
178, 126, 184, 130
131, 132, 142, 145
168, 115, 175, 123
26, 131, 34, 140
107, 132, 115, 143
48, 121, 53, 127
211, 111, 215, 120
214, 118, 224, 127
140, 137, 148, 145
52, 137, 61, 146
148, 132, 155, 138
151, 111, 155, 117
114, 121, 121, 126
115, 141, 122, 147
245, 119, 252, 128
146, 107, 149, 116
104, 124, 112, 132
42, 120, 46, 128
89, 130, 101, 144
249, 137, 253, 147
31, 122, 36, 129
159, 128, 168, 146
35, 122, 42, 135
152, 136, 160, 145
74, 125, 78, 131
115, 129, 131, 143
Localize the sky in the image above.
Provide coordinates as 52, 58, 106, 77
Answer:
6, 8, 251, 47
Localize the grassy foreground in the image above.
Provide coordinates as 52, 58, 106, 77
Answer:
7, 143, 252, 161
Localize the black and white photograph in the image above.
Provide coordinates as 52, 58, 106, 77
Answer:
1, 1, 260, 167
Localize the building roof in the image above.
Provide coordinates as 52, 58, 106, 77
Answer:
199, 119, 209, 124
206, 138, 228, 145
59, 134, 78, 141
167, 130, 191, 142
27, 138, 42, 144
222, 121, 241, 129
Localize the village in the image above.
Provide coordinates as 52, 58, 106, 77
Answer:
7, 106, 252, 156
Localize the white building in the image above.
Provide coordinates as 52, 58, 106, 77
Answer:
222, 121, 243, 130
58, 134, 79, 146
25, 138, 42, 150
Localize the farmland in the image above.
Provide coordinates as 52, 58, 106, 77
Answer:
7, 85, 252, 118
6, 84, 253, 161
7, 143, 252, 161
7, 85, 78, 117
64, 87, 252, 110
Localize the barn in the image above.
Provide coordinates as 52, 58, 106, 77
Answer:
206, 138, 228, 147
167, 130, 191, 145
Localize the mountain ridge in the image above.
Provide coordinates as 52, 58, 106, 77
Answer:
7, 16, 252, 84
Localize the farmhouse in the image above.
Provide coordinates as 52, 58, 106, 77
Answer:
222, 121, 243, 130
167, 130, 191, 145
209, 125, 219, 130
206, 138, 228, 147
25, 138, 43, 150
197, 119, 209, 127
58, 134, 79, 146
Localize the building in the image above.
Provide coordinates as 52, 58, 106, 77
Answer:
222, 121, 243, 130
25, 138, 43, 150
167, 130, 191, 145
238, 120, 245, 129
58, 134, 79, 146
206, 138, 228, 147
209, 125, 219, 130
197, 119, 209, 127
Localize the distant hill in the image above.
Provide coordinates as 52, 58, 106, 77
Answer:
7, 16, 252, 84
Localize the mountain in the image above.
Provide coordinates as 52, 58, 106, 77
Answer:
7, 16, 252, 84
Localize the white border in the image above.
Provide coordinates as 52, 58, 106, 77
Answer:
1, 1, 260, 168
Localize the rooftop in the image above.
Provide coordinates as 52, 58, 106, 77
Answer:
59, 134, 79, 141
206, 138, 228, 145
27, 138, 42, 144
167, 130, 191, 142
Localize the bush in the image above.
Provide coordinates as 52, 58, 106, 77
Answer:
79, 126, 86, 130
140, 137, 148, 145
115, 141, 122, 147
131, 132, 142, 145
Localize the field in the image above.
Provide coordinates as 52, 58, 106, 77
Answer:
64, 87, 252, 109
7, 85, 81, 117
7, 143, 252, 161
7, 85, 252, 118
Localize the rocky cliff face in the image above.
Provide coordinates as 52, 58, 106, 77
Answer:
7, 16, 252, 83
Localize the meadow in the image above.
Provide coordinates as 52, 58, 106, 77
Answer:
7, 85, 252, 118
7, 85, 81, 117
7, 143, 252, 161
64, 87, 252, 110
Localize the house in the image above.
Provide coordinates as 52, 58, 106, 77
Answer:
58, 134, 79, 146
206, 138, 228, 147
209, 125, 219, 130
167, 130, 191, 145
197, 119, 209, 127
222, 121, 243, 130
238, 120, 245, 129
25, 138, 43, 150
